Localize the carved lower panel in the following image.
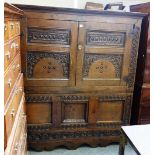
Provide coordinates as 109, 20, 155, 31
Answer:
86, 30, 126, 46
28, 28, 70, 45
83, 54, 122, 78
28, 130, 121, 142
27, 52, 70, 78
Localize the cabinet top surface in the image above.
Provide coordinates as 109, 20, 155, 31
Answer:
13, 3, 147, 18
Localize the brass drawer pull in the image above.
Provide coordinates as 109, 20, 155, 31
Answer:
10, 108, 15, 117
5, 51, 11, 59
78, 44, 83, 51
11, 42, 15, 49
14, 143, 19, 151
15, 43, 19, 49
10, 23, 14, 29
7, 79, 12, 87
16, 64, 20, 70
16, 87, 22, 94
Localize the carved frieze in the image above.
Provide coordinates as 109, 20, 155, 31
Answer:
26, 95, 52, 103
123, 27, 140, 88
27, 129, 121, 142
27, 52, 70, 78
99, 95, 126, 102
86, 30, 126, 46
83, 54, 122, 78
60, 95, 89, 102
28, 28, 70, 45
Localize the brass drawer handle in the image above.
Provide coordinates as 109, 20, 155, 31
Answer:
11, 42, 15, 49
10, 108, 15, 117
7, 79, 12, 87
16, 64, 20, 70
15, 43, 19, 49
10, 23, 14, 29
16, 87, 22, 94
78, 45, 83, 51
5, 51, 11, 59
14, 143, 19, 151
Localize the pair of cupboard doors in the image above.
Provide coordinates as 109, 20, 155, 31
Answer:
25, 18, 138, 88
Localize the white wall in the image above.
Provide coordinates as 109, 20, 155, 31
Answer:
4, 0, 150, 9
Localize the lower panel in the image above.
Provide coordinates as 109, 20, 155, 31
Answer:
27, 124, 121, 151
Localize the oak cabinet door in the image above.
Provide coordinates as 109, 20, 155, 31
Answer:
25, 19, 78, 86
76, 21, 140, 87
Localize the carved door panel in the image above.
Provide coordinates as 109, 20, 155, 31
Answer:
76, 22, 140, 87
26, 19, 78, 86
88, 94, 132, 127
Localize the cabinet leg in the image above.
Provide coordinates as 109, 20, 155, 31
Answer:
119, 133, 126, 155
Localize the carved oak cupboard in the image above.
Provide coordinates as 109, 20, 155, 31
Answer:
11, 4, 148, 150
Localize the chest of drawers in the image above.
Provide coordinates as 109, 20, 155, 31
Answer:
5, 3, 148, 151
4, 3, 27, 155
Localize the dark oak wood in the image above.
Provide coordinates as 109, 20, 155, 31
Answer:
13, 4, 148, 150
130, 2, 150, 125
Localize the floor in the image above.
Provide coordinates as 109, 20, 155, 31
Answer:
29, 143, 137, 155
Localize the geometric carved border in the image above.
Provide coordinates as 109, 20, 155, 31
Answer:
86, 30, 126, 47
28, 28, 71, 45
123, 27, 140, 88
26, 94, 52, 103
27, 52, 70, 78
27, 128, 121, 142
83, 54, 123, 78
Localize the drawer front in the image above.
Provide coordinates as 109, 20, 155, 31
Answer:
4, 53, 21, 104
4, 36, 20, 72
10, 98, 26, 155
4, 43, 13, 71
4, 21, 9, 42
8, 21, 16, 39
8, 20, 20, 39
5, 75, 24, 140
10, 36, 20, 60
141, 87, 150, 105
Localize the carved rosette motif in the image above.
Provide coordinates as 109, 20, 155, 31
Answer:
83, 54, 122, 78
27, 52, 70, 78
123, 27, 140, 88
86, 30, 125, 46
26, 95, 52, 103
28, 28, 70, 45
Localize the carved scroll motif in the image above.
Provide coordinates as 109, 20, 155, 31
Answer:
83, 54, 122, 78
86, 30, 126, 46
28, 28, 70, 45
27, 52, 70, 78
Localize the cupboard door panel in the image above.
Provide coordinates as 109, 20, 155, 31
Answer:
77, 21, 140, 87
25, 19, 78, 87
